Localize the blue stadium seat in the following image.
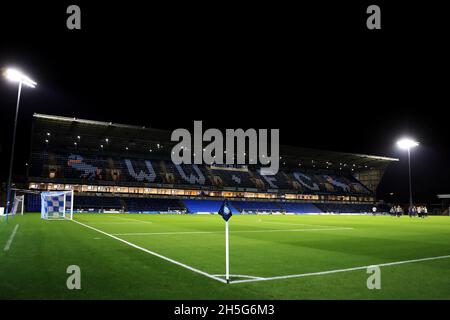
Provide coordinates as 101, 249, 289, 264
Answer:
122, 198, 186, 213
74, 196, 122, 210
29, 151, 373, 196
183, 199, 239, 214
314, 203, 374, 214
26, 194, 41, 212
231, 201, 283, 213
280, 202, 322, 214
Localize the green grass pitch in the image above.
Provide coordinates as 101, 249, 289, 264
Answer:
1, 213, 450, 299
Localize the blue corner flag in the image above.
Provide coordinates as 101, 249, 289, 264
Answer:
218, 200, 233, 222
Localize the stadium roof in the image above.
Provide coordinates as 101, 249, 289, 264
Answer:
32, 113, 398, 170
33, 113, 170, 141
280, 145, 398, 170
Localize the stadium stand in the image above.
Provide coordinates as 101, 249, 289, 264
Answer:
25, 114, 399, 214
122, 198, 186, 213
74, 196, 122, 211
231, 201, 284, 214
183, 199, 239, 214
26, 194, 41, 212
30, 151, 373, 195
315, 203, 374, 214
280, 202, 322, 214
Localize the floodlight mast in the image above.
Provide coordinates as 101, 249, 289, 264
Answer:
3, 68, 37, 221
396, 138, 419, 207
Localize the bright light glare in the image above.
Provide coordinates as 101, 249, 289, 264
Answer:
397, 138, 419, 150
4, 68, 37, 88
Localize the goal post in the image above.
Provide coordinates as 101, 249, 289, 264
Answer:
41, 190, 74, 220
11, 194, 25, 216
2, 188, 40, 217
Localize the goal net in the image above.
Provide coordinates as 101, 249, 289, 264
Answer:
2, 189, 39, 216
10, 195, 25, 216
41, 191, 74, 220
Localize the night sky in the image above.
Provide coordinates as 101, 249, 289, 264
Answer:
0, 2, 449, 204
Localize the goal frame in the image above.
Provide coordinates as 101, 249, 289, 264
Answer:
3, 188, 41, 217
41, 190, 74, 220
11, 194, 25, 216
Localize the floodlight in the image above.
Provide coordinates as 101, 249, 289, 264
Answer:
2, 67, 38, 218
397, 138, 419, 150
4, 68, 37, 88
396, 137, 420, 207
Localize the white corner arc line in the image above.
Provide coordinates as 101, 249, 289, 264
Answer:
111, 227, 353, 236
4, 224, 19, 251
71, 219, 226, 284
230, 254, 450, 284
212, 274, 265, 280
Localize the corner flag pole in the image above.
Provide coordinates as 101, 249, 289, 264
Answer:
225, 220, 230, 284
218, 199, 232, 284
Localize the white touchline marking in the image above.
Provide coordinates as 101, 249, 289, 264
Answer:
71, 219, 226, 284
4, 224, 19, 251
230, 254, 450, 284
111, 227, 354, 236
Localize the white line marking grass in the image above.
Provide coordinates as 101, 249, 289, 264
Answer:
230, 254, 450, 284
111, 227, 354, 236
259, 221, 348, 229
212, 274, 265, 280
71, 218, 450, 286
109, 216, 154, 224
71, 219, 226, 284
4, 224, 19, 251
86, 222, 150, 225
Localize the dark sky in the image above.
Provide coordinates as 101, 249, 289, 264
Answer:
0, 2, 449, 204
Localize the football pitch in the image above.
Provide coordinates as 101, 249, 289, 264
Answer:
1, 213, 450, 299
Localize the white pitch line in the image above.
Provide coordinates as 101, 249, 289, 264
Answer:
230, 254, 450, 284
111, 227, 354, 236
260, 221, 348, 229
212, 274, 265, 280
4, 224, 19, 251
85, 222, 147, 225
109, 216, 154, 224
71, 219, 226, 284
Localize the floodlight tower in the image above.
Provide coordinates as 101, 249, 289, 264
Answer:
396, 138, 419, 207
2, 68, 37, 219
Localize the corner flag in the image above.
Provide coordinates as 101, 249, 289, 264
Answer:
218, 200, 233, 222
218, 199, 232, 283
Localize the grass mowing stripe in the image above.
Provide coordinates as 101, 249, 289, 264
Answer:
109, 216, 154, 224
4, 224, 19, 251
230, 254, 450, 284
260, 221, 350, 228
111, 227, 354, 236
71, 219, 227, 284
3, 214, 450, 298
